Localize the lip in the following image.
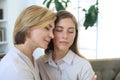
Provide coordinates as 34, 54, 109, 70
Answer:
59, 41, 69, 44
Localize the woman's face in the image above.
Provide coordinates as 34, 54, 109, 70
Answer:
27, 22, 55, 49
53, 18, 76, 51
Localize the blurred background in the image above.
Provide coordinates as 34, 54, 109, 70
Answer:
0, 0, 120, 59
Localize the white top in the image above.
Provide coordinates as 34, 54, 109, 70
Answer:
0, 46, 40, 80
37, 50, 95, 80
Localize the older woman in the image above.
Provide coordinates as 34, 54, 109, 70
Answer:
0, 5, 56, 80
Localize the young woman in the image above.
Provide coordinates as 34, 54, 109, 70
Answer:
37, 10, 96, 80
0, 5, 56, 80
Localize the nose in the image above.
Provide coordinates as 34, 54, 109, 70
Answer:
49, 31, 54, 39
63, 32, 67, 39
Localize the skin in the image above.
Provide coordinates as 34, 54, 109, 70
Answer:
53, 18, 97, 80
53, 18, 76, 62
16, 22, 55, 65
28, 23, 55, 49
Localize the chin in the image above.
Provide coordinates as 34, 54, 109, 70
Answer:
43, 46, 48, 49
40, 45, 48, 49
58, 47, 68, 51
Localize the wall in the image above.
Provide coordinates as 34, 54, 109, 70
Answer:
7, 0, 36, 45
6, 0, 120, 59
97, 0, 120, 58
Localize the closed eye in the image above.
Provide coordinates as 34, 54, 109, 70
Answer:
45, 27, 50, 30
45, 24, 53, 31
55, 29, 62, 32
68, 28, 75, 33
54, 26, 63, 32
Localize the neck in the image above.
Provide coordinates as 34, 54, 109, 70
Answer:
15, 43, 35, 66
53, 48, 69, 62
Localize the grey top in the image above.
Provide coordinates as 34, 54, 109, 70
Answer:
37, 50, 95, 80
0, 46, 40, 80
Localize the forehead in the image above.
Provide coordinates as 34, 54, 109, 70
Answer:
56, 18, 75, 28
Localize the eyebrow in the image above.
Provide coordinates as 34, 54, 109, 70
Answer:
69, 27, 75, 29
56, 26, 75, 29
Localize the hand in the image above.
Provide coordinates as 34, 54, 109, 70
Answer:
92, 75, 97, 80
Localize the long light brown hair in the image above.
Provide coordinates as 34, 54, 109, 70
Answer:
45, 10, 84, 58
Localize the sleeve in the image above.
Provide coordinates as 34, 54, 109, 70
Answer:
15, 70, 35, 80
11, 67, 35, 80
78, 61, 95, 80
0, 66, 35, 80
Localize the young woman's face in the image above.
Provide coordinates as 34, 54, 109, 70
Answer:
53, 18, 76, 51
27, 22, 55, 49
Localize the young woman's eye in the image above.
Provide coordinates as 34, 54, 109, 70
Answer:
55, 29, 62, 32
68, 31, 74, 33
68, 29, 75, 33
54, 27, 63, 32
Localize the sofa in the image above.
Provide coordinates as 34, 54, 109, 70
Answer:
90, 58, 120, 80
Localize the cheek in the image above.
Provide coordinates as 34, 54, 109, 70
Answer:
53, 34, 60, 44
54, 33, 61, 40
69, 34, 76, 43
69, 37, 74, 42
53, 36, 59, 43
30, 29, 44, 40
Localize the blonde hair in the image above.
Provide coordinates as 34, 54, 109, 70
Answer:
13, 5, 56, 44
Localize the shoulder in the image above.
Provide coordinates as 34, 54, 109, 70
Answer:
74, 55, 95, 79
74, 54, 95, 76
0, 48, 30, 70
0, 56, 32, 78
73, 53, 92, 68
0, 48, 19, 67
36, 54, 50, 65
67, 50, 90, 66
36, 50, 53, 62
